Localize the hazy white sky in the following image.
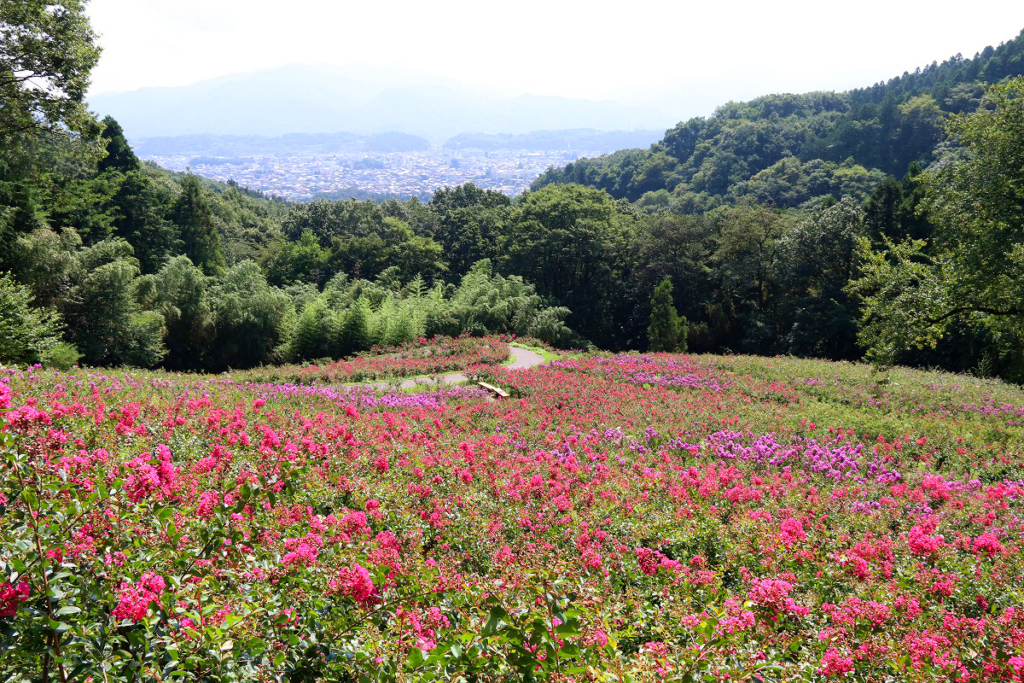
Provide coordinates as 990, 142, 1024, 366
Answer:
87, 0, 1024, 103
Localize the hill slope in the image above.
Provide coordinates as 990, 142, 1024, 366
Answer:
533, 30, 1024, 211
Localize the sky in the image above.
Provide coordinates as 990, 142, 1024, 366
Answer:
86, 0, 1024, 106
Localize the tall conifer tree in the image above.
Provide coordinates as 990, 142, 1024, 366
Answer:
648, 277, 687, 352
172, 173, 224, 273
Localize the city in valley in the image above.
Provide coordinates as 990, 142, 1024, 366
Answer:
145, 148, 599, 200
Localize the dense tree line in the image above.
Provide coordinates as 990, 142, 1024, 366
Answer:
4, 91, 1023, 378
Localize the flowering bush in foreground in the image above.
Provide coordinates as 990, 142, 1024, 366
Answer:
2, 352, 1024, 681
234, 335, 512, 385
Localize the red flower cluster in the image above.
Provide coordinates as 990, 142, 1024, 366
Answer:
0, 581, 29, 618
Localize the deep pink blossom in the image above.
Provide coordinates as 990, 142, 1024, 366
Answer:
113, 573, 166, 622
0, 581, 29, 618
328, 564, 376, 603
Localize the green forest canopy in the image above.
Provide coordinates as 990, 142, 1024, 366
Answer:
533, 30, 1024, 212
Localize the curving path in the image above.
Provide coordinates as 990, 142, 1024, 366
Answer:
352, 345, 548, 392
502, 345, 547, 370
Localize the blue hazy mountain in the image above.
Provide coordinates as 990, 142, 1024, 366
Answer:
90, 64, 677, 141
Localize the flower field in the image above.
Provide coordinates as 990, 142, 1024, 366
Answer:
3, 348, 1024, 681
233, 336, 512, 386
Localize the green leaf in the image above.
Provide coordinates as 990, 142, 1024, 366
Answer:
555, 618, 582, 637
406, 647, 425, 668
482, 606, 507, 637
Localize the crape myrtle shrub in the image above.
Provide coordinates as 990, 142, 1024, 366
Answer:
234, 335, 511, 385
3, 351, 1024, 681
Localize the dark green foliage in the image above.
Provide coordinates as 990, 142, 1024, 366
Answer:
40, 341, 82, 369
0, 0, 101, 143
9, 228, 81, 310
97, 116, 140, 174
852, 77, 1024, 380
648, 278, 686, 352
442, 260, 577, 348
772, 198, 865, 359
431, 184, 511, 276
340, 297, 372, 356
172, 173, 225, 273
207, 261, 291, 370
534, 31, 1024, 210
263, 230, 330, 287
863, 165, 930, 246
109, 169, 177, 272
624, 212, 716, 350
703, 204, 793, 353
277, 199, 445, 282
61, 240, 166, 367
141, 256, 214, 370
504, 184, 628, 347
9, 229, 166, 367
0, 272, 64, 364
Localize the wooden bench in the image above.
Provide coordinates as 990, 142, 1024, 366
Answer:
477, 381, 510, 398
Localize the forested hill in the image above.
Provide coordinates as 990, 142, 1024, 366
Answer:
533, 29, 1024, 211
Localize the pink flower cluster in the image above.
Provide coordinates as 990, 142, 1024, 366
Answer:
908, 521, 945, 557
779, 517, 806, 547
112, 573, 166, 622
973, 532, 1006, 557
368, 530, 402, 571
635, 547, 679, 576
328, 563, 376, 603
818, 647, 854, 677
494, 545, 516, 565
747, 578, 808, 620
822, 597, 891, 628
282, 534, 324, 567
397, 606, 450, 650
0, 581, 29, 618
123, 445, 179, 502
718, 598, 756, 634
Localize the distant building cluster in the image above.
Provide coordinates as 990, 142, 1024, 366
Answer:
146, 148, 598, 200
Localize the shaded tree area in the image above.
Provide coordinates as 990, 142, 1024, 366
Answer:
851, 76, 1024, 381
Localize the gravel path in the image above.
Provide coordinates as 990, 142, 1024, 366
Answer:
503, 345, 546, 369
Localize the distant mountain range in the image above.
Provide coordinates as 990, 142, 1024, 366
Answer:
133, 132, 433, 157
90, 64, 677, 141
131, 128, 666, 159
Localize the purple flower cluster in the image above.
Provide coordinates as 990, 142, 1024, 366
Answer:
675, 431, 904, 483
